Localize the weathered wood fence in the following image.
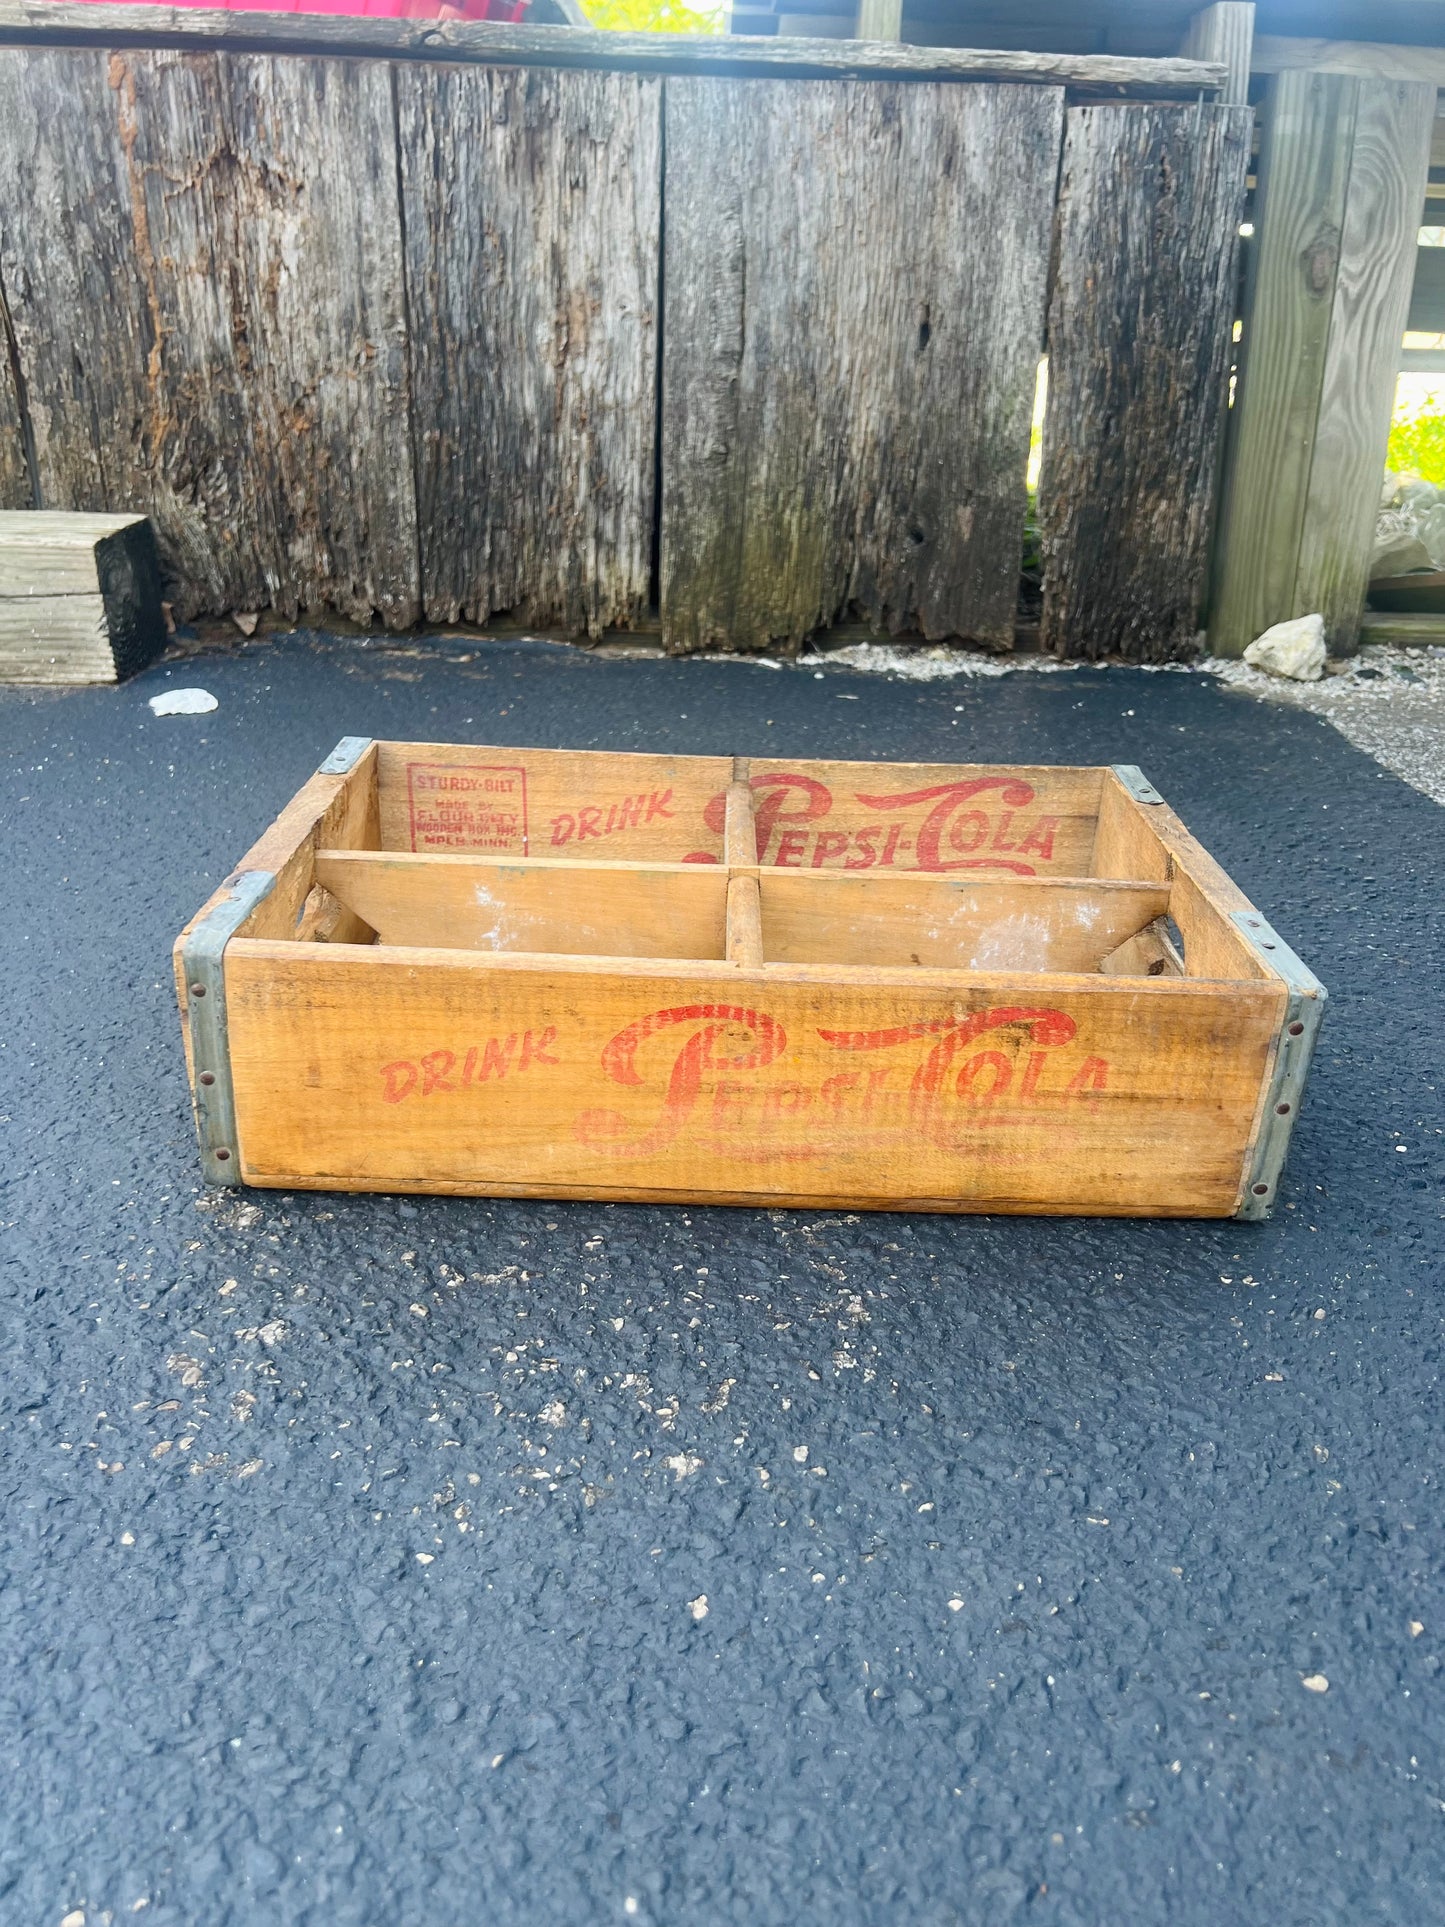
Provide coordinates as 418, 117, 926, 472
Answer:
0, 8, 1249, 660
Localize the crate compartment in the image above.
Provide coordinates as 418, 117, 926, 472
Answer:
175, 742, 1325, 1219
752, 872, 1173, 974
312, 853, 729, 961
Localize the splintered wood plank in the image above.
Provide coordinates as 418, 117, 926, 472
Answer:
660, 77, 1063, 654
396, 65, 660, 637
315, 852, 729, 960
223, 944, 1283, 1215
1295, 80, 1436, 655
1040, 101, 1251, 661
758, 872, 1169, 973
0, 47, 418, 625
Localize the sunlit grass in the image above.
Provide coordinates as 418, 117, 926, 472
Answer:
1389, 373, 1445, 486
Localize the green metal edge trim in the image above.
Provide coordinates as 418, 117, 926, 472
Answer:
1231, 910, 1328, 1221
1111, 763, 1165, 805
182, 870, 276, 1185
318, 734, 374, 775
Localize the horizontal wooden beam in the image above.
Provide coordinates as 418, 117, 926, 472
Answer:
1359, 610, 1445, 647
1253, 35, 1445, 88
0, 2, 1227, 94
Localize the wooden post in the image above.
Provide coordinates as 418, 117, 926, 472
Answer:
1208, 72, 1435, 656
1180, 3, 1255, 106
854, 0, 902, 42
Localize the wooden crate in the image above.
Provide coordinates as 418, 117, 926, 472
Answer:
174, 741, 1325, 1219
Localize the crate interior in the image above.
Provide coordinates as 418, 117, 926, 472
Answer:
241, 745, 1273, 985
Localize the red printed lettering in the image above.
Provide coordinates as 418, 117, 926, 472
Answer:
381, 1060, 417, 1104
520, 1026, 560, 1070
550, 814, 574, 847
762, 1083, 812, 1121
856, 777, 1037, 875
956, 1049, 1012, 1099
812, 831, 850, 868
480, 1034, 518, 1081
576, 1005, 787, 1156
645, 789, 676, 822
774, 830, 808, 867
1065, 1056, 1109, 1094
380, 1029, 556, 1103
821, 1072, 860, 1110
950, 810, 989, 853
576, 807, 604, 841
420, 1050, 455, 1095
1017, 816, 1060, 861
846, 827, 880, 871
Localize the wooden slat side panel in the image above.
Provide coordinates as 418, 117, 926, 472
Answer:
1091, 773, 1270, 980
1040, 100, 1252, 662
315, 852, 729, 958
0, 47, 418, 625
398, 66, 660, 637
748, 759, 1102, 875
660, 77, 1063, 654
373, 746, 1105, 874
225, 946, 1283, 1215
1090, 779, 1173, 882
757, 872, 1169, 973
373, 743, 736, 860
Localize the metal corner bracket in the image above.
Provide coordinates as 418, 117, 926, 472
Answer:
1111, 764, 1165, 805
1231, 910, 1328, 1222
318, 735, 374, 776
182, 870, 276, 1186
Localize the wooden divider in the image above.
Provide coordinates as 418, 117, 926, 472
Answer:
316, 852, 728, 960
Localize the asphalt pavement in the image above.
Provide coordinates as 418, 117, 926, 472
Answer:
1, 630, 1442, 1927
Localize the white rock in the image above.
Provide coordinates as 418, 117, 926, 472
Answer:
1243, 614, 1326, 682
148, 686, 218, 715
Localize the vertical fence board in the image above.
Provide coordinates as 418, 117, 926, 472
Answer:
660, 77, 1063, 656
1294, 79, 1435, 654
0, 47, 418, 625
1040, 101, 1251, 662
398, 66, 660, 637
1206, 71, 1357, 658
